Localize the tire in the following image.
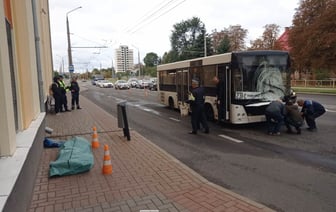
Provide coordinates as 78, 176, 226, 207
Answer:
205, 104, 214, 121
168, 97, 174, 110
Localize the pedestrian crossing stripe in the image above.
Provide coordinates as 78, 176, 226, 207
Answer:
219, 134, 244, 143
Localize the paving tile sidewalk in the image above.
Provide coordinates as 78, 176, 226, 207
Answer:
29, 95, 273, 212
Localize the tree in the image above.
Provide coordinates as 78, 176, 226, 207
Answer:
225, 25, 248, 51
144, 52, 159, 67
161, 51, 178, 64
143, 66, 157, 77
250, 24, 280, 50
170, 17, 211, 62
216, 34, 231, 54
289, 0, 336, 78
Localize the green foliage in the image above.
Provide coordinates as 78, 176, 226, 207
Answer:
216, 35, 231, 53
115, 72, 129, 80
144, 52, 160, 67
314, 69, 330, 80
143, 66, 157, 77
161, 51, 179, 64
170, 17, 210, 62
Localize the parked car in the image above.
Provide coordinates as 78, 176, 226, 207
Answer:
114, 80, 130, 89
149, 78, 157, 91
127, 79, 138, 88
97, 80, 113, 88
95, 79, 104, 86
136, 79, 151, 89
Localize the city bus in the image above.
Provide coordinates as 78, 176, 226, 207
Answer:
157, 50, 291, 124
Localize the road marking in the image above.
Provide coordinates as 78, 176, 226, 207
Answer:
219, 134, 244, 143
169, 117, 180, 122
326, 109, 336, 113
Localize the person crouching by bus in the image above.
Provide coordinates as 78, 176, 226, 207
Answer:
69, 76, 82, 110
283, 95, 303, 134
297, 99, 326, 132
213, 76, 226, 123
187, 79, 209, 135
265, 99, 285, 135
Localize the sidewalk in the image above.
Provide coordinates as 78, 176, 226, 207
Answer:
29, 95, 274, 212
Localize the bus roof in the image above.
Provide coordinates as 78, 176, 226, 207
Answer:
157, 53, 232, 71
157, 50, 289, 71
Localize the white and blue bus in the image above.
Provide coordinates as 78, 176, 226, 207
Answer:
157, 50, 291, 124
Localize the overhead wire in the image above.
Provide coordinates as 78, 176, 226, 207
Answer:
122, 0, 170, 33
125, 0, 186, 34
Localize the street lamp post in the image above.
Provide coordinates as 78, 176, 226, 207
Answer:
66, 6, 82, 77
203, 29, 207, 57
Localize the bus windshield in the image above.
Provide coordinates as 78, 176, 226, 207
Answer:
232, 53, 290, 102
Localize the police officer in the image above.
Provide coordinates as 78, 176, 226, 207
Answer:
187, 79, 209, 134
69, 76, 82, 110
58, 75, 70, 112
51, 76, 62, 115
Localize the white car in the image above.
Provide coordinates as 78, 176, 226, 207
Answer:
97, 80, 113, 88
115, 80, 130, 89
127, 79, 138, 88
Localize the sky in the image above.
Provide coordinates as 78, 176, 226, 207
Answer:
49, 0, 300, 73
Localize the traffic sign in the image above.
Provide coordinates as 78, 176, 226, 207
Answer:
69, 65, 74, 72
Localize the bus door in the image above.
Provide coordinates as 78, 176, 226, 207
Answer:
176, 69, 189, 103
218, 65, 230, 120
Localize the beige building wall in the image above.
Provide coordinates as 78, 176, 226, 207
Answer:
1, 1, 53, 210
0, 0, 53, 155
11, 1, 40, 128
0, 2, 16, 155
37, 0, 54, 102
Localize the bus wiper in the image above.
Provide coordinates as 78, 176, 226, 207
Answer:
261, 81, 284, 93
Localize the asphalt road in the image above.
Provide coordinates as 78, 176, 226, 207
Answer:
81, 82, 336, 212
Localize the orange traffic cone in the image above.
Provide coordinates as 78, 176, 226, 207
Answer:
144, 88, 148, 97
102, 144, 112, 175
91, 126, 100, 149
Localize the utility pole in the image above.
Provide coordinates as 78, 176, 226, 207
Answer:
66, 6, 82, 78
204, 31, 207, 57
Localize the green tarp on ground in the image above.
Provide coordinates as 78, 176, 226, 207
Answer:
49, 136, 94, 177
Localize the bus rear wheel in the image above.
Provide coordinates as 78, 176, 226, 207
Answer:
168, 97, 174, 109
205, 104, 214, 121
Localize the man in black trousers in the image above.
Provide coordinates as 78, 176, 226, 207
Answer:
69, 76, 82, 110
187, 79, 209, 135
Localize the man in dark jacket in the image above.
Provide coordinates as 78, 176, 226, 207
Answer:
265, 99, 285, 135
58, 75, 70, 112
51, 76, 62, 115
297, 99, 326, 131
284, 100, 303, 134
187, 79, 209, 134
69, 76, 81, 110
213, 76, 226, 122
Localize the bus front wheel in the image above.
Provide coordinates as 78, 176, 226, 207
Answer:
205, 104, 214, 121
